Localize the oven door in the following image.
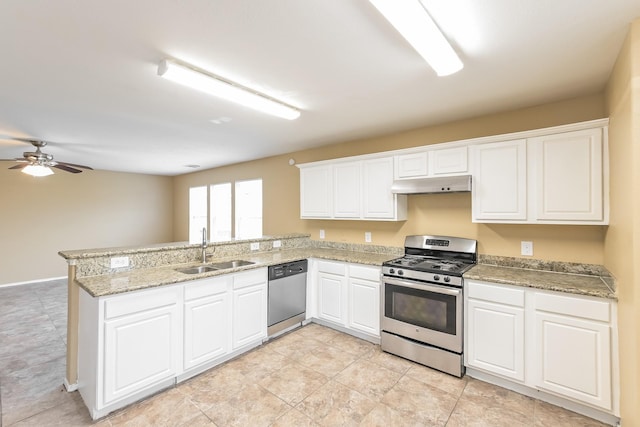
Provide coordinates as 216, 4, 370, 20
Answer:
381, 276, 462, 353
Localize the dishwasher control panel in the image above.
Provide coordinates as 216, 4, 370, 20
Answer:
268, 259, 308, 280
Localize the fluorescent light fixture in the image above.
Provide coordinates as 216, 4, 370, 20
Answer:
369, 0, 463, 76
158, 59, 300, 120
22, 164, 54, 177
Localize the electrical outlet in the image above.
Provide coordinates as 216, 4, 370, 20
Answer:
365, 232, 372, 243
250, 242, 260, 251
319, 229, 325, 239
110, 256, 129, 269
521, 241, 533, 256
273, 240, 281, 248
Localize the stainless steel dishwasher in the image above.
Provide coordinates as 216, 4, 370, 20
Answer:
267, 259, 307, 337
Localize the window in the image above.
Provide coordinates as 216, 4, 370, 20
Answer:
210, 183, 232, 241
189, 186, 207, 244
235, 179, 262, 239
188, 179, 262, 243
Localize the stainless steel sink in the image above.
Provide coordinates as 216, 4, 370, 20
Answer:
208, 260, 255, 269
175, 265, 219, 274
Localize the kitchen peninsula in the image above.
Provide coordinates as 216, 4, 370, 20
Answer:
60, 233, 618, 422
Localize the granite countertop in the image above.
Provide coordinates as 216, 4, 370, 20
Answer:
76, 248, 394, 298
464, 263, 616, 300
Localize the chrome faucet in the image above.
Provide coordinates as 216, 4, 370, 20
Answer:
201, 227, 208, 263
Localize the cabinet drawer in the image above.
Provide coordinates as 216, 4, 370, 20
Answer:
467, 281, 525, 307
232, 268, 267, 290
184, 276, 229, 301
534, 292, 610, 322
104, 286, 180, 320
317, 261, 346, 275
349, 265, 380, 281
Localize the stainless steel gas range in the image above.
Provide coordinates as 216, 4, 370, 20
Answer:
381, 235, 477, 377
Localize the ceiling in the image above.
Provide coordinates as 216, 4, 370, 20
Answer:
0, 1, 639, 176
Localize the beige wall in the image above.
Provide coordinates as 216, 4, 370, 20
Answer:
173, 93, 607, 264
604, 18, 640, 424
0, 168, 174, 285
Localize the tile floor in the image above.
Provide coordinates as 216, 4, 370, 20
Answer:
0, 279, 610, 426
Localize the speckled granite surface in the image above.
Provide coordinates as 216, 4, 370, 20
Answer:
64, 236, 614, 301
465, 263, 616, 300
76, 248, 396, 297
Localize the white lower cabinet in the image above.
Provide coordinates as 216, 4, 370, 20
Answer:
347, 265, 380, 336
102, 287, 181, 406
311, 259, 380, 339
464, 279, 617, 415
78, 284, 182, 418
533, 292, 612, 411
465, 281, 525, 381
78, 268, 267, 420
232, 269, 268, 349
317, 261, 347, 326
183, 276, 230, 371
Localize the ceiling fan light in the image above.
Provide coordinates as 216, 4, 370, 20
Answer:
22, 164, 54, 177
369, 0, 463, 76
158, 59, 301, 120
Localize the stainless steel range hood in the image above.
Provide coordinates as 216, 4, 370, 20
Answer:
390, 175, 472, 194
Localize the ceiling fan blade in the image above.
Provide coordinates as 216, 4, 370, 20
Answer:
8, 163, 27, 170
52, 164, 82, 174
55, 161, 93, 170
0, 158, 27, 162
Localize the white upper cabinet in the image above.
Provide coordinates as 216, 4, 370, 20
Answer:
300, 165, 332, 218
530, 128, 603, 222
471, 139, 528, 222
471, 124, 608, 224
362, 157, 405, 220
300, 119, 607, 225
333, 162, 361, 218
394, 152, 429, 179
429, 146, 468, 176
299, 156, 406, 221
394, 146, 468, 179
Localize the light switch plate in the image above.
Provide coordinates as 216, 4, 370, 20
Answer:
365, 232, 372, 243
521, 241, 533, 256
319, 229, 325, 239
110, 256, 129, 269
250, 242, 260, 251
273, 240, 281, 248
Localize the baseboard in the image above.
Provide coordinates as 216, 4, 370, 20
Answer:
63, 378, 78, 392
0, 276, 67, 288
465, 367, 620, 426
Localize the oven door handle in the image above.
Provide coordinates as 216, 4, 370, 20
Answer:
383, 277, 461, 296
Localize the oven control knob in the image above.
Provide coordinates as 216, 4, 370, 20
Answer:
444, 276, 451, 283
389, 268, 395, 274
433, 275, 440, 281
398, 270, 404, 276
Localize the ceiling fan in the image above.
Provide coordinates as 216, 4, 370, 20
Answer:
0, 138, 93, 176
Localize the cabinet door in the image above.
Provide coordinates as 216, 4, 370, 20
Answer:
466, 299, 524, 381
300, 165, 332, 218
317, 272, 346, 326
348, 278, 380, 336
534, 311, 611, 410
232, 283, 266, 349
333, 162, 361, 218
362, 157, 401, 219
395, 152, 428, 178
103, 301, 180, 405
429, 146, 468, 175
531, 128, 603, 221
184, 292, 229, 370
472, 139, 527, 221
